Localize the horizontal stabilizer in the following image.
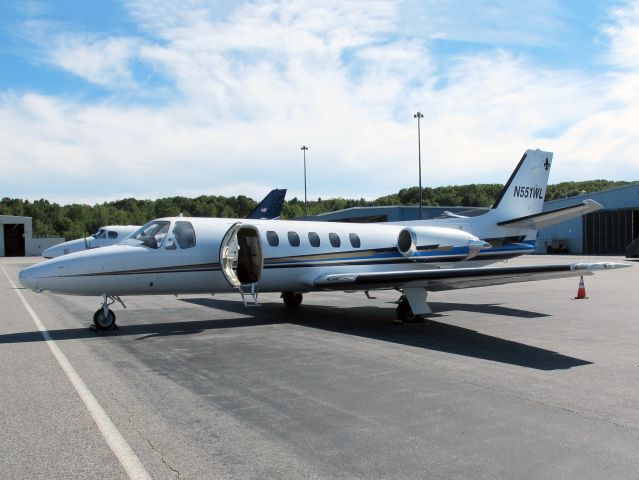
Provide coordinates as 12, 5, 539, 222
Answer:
313, 262, 630, 292
496, 199, 602, 230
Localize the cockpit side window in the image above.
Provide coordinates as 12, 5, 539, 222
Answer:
92, 229, 106, 239
108, 231, 118, 239
125, 221, 170, 249
173, 221, 196, 249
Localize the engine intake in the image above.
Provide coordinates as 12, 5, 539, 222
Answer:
397, 228, 417, 257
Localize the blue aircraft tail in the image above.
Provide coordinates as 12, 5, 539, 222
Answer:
246, 189, 287, 220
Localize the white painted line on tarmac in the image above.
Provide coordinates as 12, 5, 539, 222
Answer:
2, 267, 152, 480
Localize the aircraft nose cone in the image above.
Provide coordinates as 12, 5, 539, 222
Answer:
42, 245, 59, 258
19, 265, 36, 290
43, 238, 88, 258
19, 260, 67, 292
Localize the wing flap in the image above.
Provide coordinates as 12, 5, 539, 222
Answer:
313, 262, 629, 292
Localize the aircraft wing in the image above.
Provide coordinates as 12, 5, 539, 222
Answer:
313, 262, 629, 292
496, 199, 602, 230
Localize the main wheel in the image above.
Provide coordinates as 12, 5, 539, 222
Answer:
282, 292, 303, 308
396, 297, 423, 323
93, 309, 116, 330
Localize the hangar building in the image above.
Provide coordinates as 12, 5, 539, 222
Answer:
309, 183, 639, 255
0, 215, 64, 257
537, 183, 639, 255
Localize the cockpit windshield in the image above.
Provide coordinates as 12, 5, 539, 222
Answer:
92, 228, 107, 239
122, 221, 170, 249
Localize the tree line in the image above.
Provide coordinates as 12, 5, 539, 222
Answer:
1, 180, 633, 240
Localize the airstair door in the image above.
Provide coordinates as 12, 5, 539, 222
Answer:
219, 223, 263, 305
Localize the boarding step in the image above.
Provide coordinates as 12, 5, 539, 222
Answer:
238, 282, 260, 306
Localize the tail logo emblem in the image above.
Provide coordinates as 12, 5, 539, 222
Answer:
543, 158, 551, 171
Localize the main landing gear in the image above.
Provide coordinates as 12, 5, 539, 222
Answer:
281, 291, 303, 308
394, 288, 431, 324
91, 295, 126, 331
395, 296, 424, 323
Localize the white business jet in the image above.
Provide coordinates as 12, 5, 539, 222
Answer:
42, 188, 288, 258
19, 150, 628, 330
43, 225, 138, 258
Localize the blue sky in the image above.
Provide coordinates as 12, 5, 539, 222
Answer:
1, 0, 638, 204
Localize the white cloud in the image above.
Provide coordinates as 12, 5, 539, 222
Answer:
48, 34, 141, 88
603, 1, 639, 69
1, 0, 639, 204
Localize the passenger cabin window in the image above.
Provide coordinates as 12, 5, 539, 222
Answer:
266, 231, 279, 247
126, 221, 170, 249
308, 232, 320, 247
108, 231, 118, 239
329, 233, 341, 248
349, 233, 361, 248
288, 231, 300, 247
173, 221, 196, 249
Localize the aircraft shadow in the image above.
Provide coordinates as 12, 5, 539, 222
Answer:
178, 298, 586, 371
424, 301, 551, 319
0, 298, 588, 371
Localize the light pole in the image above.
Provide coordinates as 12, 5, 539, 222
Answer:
301, 145, 309, 220
414, 112, 424, 220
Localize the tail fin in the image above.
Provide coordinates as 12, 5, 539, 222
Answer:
490, 149, 553, 222
246, 188, 287, 220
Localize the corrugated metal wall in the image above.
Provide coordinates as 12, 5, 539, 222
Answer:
583, 210, 639, 254
538, 184, 639, 254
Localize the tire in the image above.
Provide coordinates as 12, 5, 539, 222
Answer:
93, 309, 116, 330
282, 292, 303, 308
396, 297, 424, 323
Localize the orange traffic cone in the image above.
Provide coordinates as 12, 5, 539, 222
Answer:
574, 275, 588, 299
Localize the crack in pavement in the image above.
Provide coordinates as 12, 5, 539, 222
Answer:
111, 395, 182, 479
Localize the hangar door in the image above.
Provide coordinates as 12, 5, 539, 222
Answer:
3, 224, 26, 256
582, 210, 639, 254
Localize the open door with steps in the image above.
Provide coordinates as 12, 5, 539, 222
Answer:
219, 223, 263, 305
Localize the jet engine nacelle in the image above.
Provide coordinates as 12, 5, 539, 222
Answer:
396, 226, 490, 259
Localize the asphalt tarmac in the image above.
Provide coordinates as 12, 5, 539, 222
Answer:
1, 255, 638, 479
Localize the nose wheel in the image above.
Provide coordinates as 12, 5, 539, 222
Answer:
93, 309, 117, 330
91, 295, 125, 331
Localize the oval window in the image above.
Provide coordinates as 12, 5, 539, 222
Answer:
308, 232, 320, 247
288, 231, 300, 247
329, 233, 341, 248
266, 231, 279, 247
349, 233, 361, 248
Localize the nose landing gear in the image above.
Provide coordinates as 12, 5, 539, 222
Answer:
90, 295, 125, 331
93, 308, 117, 331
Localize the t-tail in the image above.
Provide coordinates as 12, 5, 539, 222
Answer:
485, 149, 602, 237
414, 149, 602, 256
246, 188, 287, 220
490, 149, 552, 223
